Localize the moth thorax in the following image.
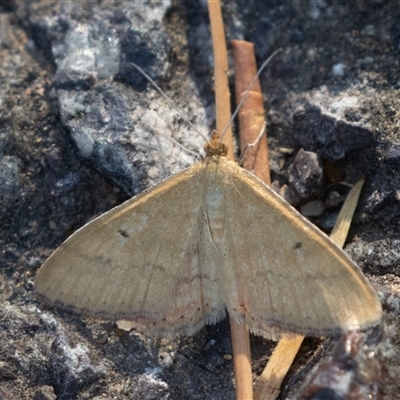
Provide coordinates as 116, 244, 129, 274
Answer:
205, 186, 225, 244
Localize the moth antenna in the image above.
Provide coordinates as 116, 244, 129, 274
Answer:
238, 121, 267, 166
130, 62, 210, 144
220, 48, 283, 141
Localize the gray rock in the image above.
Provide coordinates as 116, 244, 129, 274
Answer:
287, 148, 323, 205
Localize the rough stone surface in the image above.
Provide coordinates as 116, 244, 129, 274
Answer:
287, 148, 323, 205
1, 1, 400, 399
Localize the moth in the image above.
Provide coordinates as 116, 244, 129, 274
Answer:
36, 131, 382, 340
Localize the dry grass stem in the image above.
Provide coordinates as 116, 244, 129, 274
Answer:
209, 2, 253, 399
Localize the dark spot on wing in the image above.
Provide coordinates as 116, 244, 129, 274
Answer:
293, 242, 302, 250
154, 264, 166, 273
93, 255, 112, 266
118, 229, 130, 238
182, 274, 210, 284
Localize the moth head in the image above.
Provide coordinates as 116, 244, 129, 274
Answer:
204, 130, 228, 157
